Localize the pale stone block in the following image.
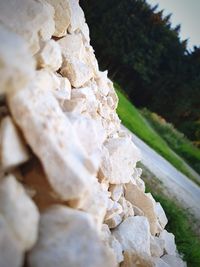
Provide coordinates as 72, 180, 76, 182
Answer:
101, 225, 124, 264
152, 258, 170, 267
162, 255, 187, 267
0, 214, 23, 267
45, 0, 70, 37
113, 216, 151, 260
109, 184, 123, 202
0, 25, 35, 95
100, 137, 141, 184
155, 202, 168, 230
0, 116, 29, 169
124, 182, 158, 235
105, 201, 123, 221
96, 71, 110, 96
0, 0, 55, 54
7, 85, 96, 201
36, 40, 62, 71
0, 175, 39, 251
61, 58, 93, 88
150, 236, 164, 257
28, 205, 117, 267
67, 114, 106, 170
104, 214, 122, 229
69, 180, 109, 230
159, 230, 177, 256
118, 197, 135, 219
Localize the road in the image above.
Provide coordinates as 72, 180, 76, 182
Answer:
123, 127, 200, 220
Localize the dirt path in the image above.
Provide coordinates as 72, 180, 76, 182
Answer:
124, 127, 200, 220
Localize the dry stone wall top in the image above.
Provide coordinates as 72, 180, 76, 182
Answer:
0, 1, 186, 266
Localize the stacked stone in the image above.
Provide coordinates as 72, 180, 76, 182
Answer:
0, 1, 186, 267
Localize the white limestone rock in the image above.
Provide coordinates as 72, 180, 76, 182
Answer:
101, 224, 124, 264
36, 40, 62, 71
118, 197, 135, 219
0, 116, 29, 169
109, 184, 123, 202
0, 25, 35, 95
0, 0, 55, 54
28, 205, 117, 267
109, 235, 124, 263
69, 86, 98, 116
132, 204, 145, 216
0, 214, 23, 267
63, 97, 87, 113
96, 71, 110, 96
150, 236, 165, 258
61, 58, 93, 88
45, 0, 70, 37
124, 182, 158, 235
100, 136, 141, 184
104, 213, 122, 229
67, 114, 106, 172
35, 70, 71, 101
131, 167, 143, 182
155, 202, 168, 230
136, 176, 146, 192
0, 175, 39, 251
159, 230, 177, 256
58, 33, 94, 87
162, 255, 187, 267
53, 74, 71, 102
7, 85, 96, 201
113, 216, 151, 264
105, 200, 123, 221
58, 33, 85, 61
69, 180, 109, 230
153, 258, 170, 267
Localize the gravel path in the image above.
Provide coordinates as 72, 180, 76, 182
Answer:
124, 127, 200, 220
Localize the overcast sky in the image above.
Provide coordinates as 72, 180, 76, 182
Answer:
146, 0, 200, 50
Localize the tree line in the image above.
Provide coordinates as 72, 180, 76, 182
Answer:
80, 0, 200, 143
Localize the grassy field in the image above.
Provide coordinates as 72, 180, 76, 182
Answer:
141, 108, 200, 175
115, 85, 200, 185
141, 164, 200, 267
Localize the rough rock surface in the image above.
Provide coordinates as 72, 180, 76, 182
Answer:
28, 205, 117, 267
0, 116, 29, 169
0, 175, 39, 251
0, 1, 186, 267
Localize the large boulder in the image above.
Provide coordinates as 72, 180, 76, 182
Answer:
7, 85, 96, 202
28, 205, 117, 267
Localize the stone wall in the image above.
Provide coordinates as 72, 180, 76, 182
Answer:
0, 1, 186, 266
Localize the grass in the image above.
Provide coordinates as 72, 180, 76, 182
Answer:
141, 164, 200, 267
115, 84, 200, 186
141, 108, 200, 175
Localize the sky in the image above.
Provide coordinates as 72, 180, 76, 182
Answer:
146, 0, 200, 50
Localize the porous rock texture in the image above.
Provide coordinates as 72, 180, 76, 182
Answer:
0, 1, 186, 266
